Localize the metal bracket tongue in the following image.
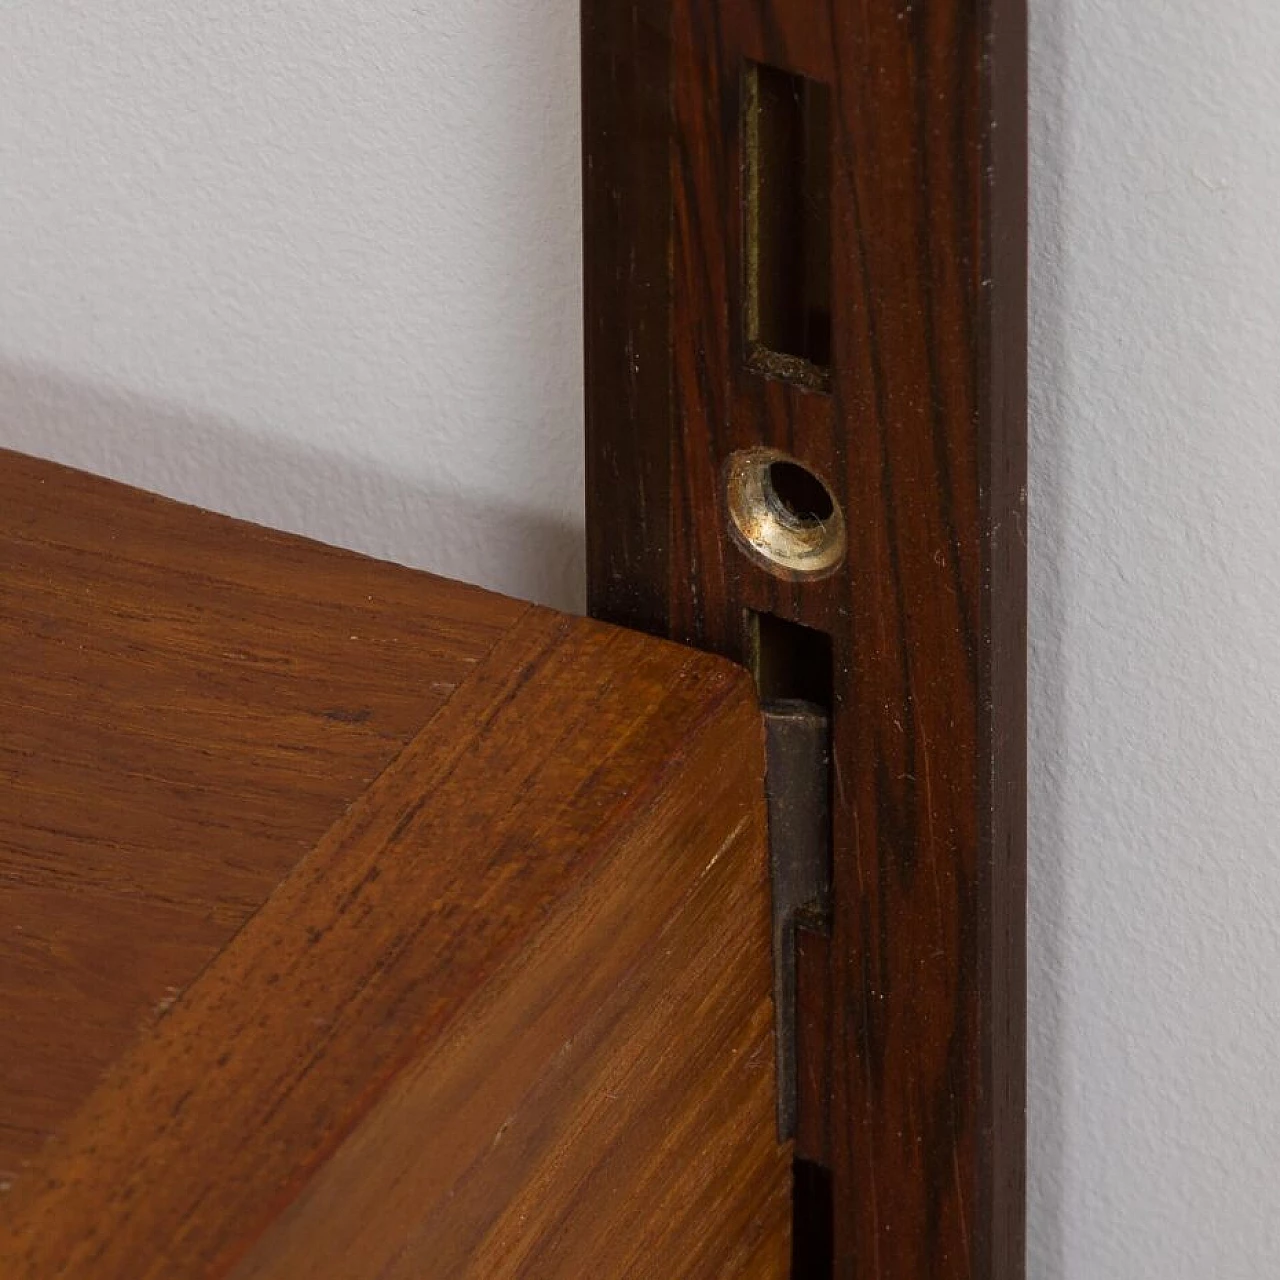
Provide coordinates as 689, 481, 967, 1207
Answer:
762, 699, 832, 1143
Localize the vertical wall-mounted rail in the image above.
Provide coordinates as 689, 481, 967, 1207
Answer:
583, 2, 1027, 1276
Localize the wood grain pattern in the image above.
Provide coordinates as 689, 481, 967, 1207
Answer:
0, 451, 790, 1275
583, 3, 1027, 1276
0, 448, 520, 1183
231, 616, 789, 1280
583, 0, 674, 636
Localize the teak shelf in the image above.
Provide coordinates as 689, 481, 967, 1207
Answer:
0, 451, 789, 1276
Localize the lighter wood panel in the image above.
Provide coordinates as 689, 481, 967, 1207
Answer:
1, 451, 790, 1275
3, 610, 790, 1277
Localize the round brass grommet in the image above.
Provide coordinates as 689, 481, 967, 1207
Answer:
723, 448, 846, 580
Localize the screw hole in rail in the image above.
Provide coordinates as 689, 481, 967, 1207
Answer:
724, 448, 845, 579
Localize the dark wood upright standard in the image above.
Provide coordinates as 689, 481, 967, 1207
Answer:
584, 3, 1027, 1276
0, 450, 792, 1277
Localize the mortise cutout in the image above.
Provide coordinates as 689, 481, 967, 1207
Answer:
746, 610, 833, 709
743, 62, 833, 392
790, 1158, 835, 1279
747, 607, 835, 935
749, 613, 835, 1274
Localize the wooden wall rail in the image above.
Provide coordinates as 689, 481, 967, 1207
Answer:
584, 3, 1028, 1276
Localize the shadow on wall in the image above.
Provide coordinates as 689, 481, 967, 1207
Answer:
0, 358, 586, 615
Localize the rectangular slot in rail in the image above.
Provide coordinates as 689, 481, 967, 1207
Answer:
743, 61, 833, 390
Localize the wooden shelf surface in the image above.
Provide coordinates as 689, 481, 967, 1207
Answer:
0, 450, 789, 1277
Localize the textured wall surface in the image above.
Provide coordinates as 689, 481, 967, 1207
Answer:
3, 3, 1279, 1276
1029, 2, 1280, 1276
0, 1, 584, 610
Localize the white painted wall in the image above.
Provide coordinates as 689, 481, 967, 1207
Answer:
1029, 3, 1280, 1277
2, 3, 1278, 1276
0, 1, 585, 610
